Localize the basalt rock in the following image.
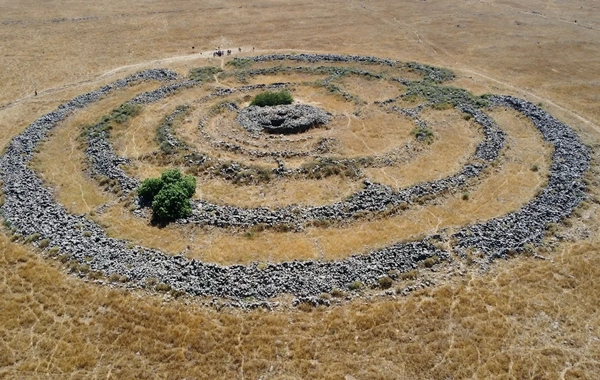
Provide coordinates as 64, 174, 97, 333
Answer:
236, 104, 332, 135
453, 95, 589, 257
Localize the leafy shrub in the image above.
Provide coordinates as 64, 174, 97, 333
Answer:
250, 90, 293, 107
152, 183, 192, 220
138, 177, 163, 202
378, 276, 393, 289
161, 168, 184, 185
138, 169, 196, 222
180, 175, 196, 198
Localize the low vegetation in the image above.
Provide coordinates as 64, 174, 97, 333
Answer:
300, 158, 361, 180
412, 125, 434, 143
189, 66, 222, 82
81, 103, 142, 139
405, 62, 455, 83
226, 57, 253, 69
250, 90, 294, 107
404, 81, 488, 108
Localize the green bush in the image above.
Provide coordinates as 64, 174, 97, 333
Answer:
250, 90, 293, 107
161, 168, 184, 185
180, 175, 196, 198
138, 169, 196, 222
152, 183, 192, 220
189, 66, 222, 82
110, 103, 142, 124
138, 177, 163, 201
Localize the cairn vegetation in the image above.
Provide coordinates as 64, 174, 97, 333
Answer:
250, 90, 294, 107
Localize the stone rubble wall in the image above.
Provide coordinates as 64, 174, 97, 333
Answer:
81, 83, 504, 229
184, 103, 503, 228
247, 53, 397, 67
453, 96, 589, 257
156, 105, 191, 152
0, 57, 589, 302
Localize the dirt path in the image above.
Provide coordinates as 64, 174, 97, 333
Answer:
0, 47, 255, 112
461, 68, 600, 134
2, 47, 598, 137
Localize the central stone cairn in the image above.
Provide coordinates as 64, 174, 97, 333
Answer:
236, 104, 332, 135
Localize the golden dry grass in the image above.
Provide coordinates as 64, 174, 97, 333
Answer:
364, 108, 480, 188
2, 231, 600, 379
197, 177, 363, 208
2, 0, 600, 378
335, 75, 406, 103
110, 85, 214, 160
30, 82, 160, 215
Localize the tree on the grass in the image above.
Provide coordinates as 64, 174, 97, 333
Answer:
138, 169, 196, 222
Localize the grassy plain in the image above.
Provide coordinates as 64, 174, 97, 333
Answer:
1, 0, 600, 378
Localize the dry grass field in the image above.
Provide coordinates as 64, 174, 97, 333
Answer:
2, 0, 600, 379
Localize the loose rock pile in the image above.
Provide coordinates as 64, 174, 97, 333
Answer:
0, 55, 590, 303
453, 95, 589, 257
248, 53, 397, 67
156, 105, 190, 153
236, 104, 331, 135
86, 128, 140, 194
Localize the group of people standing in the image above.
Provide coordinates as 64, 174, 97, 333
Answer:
212, 46, 254, 57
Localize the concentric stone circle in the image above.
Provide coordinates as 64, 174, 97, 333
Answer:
86, 59, 505, 230
0, 54, 590, 305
